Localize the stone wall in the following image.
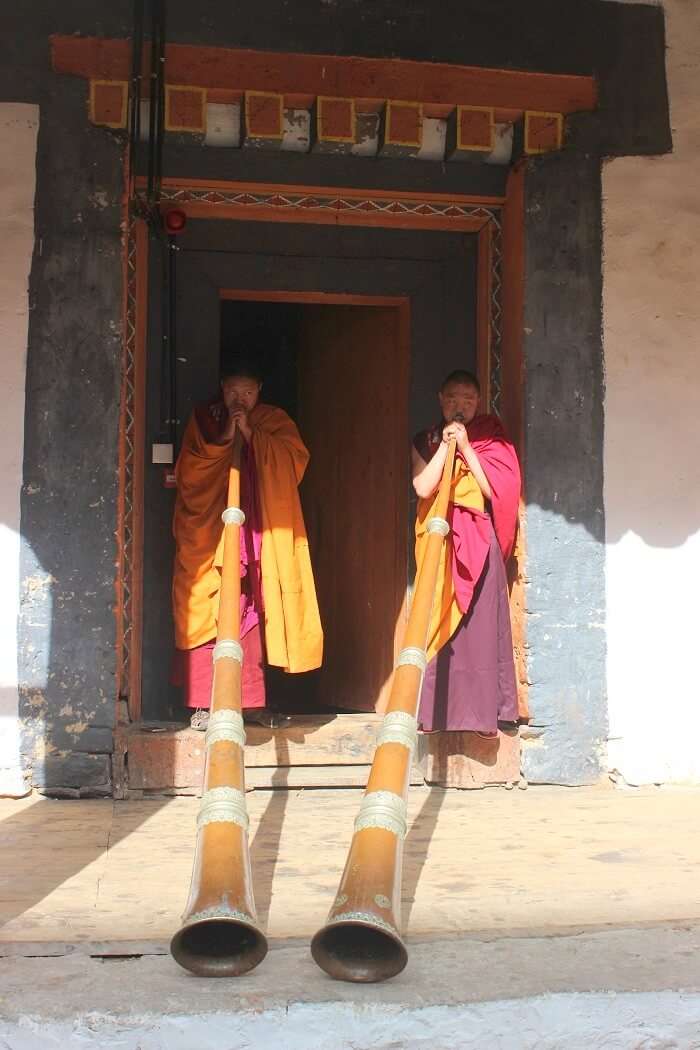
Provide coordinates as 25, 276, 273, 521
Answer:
17, 79, 125, 797
522, 151, 607, 784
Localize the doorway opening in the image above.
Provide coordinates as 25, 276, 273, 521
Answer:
139, 219, 481, 730
215, 292, 410, 716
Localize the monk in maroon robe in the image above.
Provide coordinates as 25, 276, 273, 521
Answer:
411, 369, 521, 735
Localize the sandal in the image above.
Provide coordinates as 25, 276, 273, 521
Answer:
190, 709, 210, 731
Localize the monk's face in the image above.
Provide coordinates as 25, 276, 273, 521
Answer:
439, 381, 480, 424
221, 375, 262, 413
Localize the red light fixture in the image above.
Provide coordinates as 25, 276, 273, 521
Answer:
164, 208, 187, 234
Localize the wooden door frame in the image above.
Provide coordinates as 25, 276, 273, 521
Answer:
117, 174, 525, 722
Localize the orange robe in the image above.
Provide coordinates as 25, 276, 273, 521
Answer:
416, 461, 485, 662
172, 403, 323, 674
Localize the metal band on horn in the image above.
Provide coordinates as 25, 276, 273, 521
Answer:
222, 506, 246, 526
426, 515, 450, 537
205, 709, 246, 749
376, 711, 418, 753
197, 786, 249, 831
213, 639, 243, 663
354, 790, 408, 839
396, 646, 427, 673
323, 911, 400, 938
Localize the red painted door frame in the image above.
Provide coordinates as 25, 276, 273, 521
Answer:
118, 176, 526, 721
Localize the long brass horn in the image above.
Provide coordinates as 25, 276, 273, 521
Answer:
171, 431, 268, 977
310, 436, 458, 982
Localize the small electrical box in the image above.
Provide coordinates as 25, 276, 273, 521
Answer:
152, 443, 174, 465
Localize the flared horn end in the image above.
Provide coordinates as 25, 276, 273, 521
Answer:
170, 914, 268, 977
311, 916, 408, 983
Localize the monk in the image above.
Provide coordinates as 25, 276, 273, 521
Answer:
171, 360, 323, 730
411, 369, 521, 735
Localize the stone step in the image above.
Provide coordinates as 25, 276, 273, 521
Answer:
114, 716, 520, 795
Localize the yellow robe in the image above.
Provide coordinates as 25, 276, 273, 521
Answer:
415, 459, 484, 662
172, 403, 323, 673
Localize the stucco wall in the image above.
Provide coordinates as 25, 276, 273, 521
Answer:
0, 104, 38, 797
603, 0, 700, 783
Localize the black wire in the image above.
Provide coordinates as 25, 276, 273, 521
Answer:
168, 236, 178, 450
159, 229, 170, 437
154, 0, 166, 202
146, 0, 158, 204
128, 0, 144, 184
141, 0, 173, 450
156, 233, 179, 450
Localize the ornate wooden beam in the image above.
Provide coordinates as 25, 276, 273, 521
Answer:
52, 36, 597, 121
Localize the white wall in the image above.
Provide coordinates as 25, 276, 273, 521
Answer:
604, 1, 700, 784
0, 104, 38, 797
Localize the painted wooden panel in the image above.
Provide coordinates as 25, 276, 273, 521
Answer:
52, 37, 597, 117
297, 305, 409, 713
116, 714, 429, 793
423, 729, 521, 788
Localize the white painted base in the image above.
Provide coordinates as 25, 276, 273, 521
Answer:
1, 992, 699, 1050
603, 0, 700, 784
3, 924, 700, 1049
0, 104, 38, 799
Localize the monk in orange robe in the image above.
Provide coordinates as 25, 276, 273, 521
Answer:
171, 361, 323, 730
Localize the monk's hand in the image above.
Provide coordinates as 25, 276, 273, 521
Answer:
442, 421, 468, 451
229, 405, 252, 443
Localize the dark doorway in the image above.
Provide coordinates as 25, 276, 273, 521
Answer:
218, 296, 409, 714
220, 299, 301, 420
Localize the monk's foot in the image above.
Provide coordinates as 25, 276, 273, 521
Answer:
244, 709, 292, 729
190, 709, 210, 731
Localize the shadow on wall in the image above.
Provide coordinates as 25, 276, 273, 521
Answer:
520, 141, 699, 789
522, 141, 698, 552
526, 392, 700, 552
603, 286, 700, 550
